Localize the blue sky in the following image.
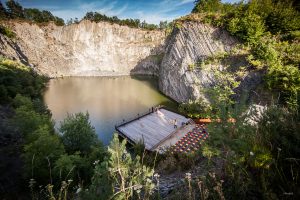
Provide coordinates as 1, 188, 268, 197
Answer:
17, 0, 240, 24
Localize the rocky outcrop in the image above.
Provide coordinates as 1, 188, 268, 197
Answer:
0, 20, 165, 77
0, 20, 262, 103
159, 22, 237, 102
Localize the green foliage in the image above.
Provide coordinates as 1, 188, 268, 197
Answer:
192, 0, 300, 109
161, 152, 198, 172
192, 0, 222, 13
86, 134, 155, 200
201, 144, 220, 161
0, 1, 7, 19
179, 98, 212, 118
227, 12, 266, 44
159, 20, 168, 29
207, 71, 240, 117
0, 58, 108, 198
5, 0, 24, 19
0, 57, 48, 104
265, 1, 300, 34
203, 103, 300, 199
24, 8, 65, 26
266, 63, 300, 107
24, 132, 65, 184
187, 63, 195, 71
59, 112, 98, 155
0, 24, 16, 38
83, 11, 159, 30
251, 37, 279, 66
12, 103, 53, 139
1, 0, 64, 25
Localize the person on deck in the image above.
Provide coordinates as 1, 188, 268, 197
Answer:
174, 119, 177, 129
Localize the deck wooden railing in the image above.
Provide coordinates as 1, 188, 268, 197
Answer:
114, 105, 165, 128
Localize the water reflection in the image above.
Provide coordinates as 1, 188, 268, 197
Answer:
43, 76, 176, 145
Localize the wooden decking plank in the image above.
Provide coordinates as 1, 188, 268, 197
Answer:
119, 121, 161, 149
138, 115, 171, 136
116, 108, 191, 151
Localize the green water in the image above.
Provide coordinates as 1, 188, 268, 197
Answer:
43, 76, 176, 145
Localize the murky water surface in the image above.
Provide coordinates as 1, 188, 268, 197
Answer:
43, 76, 176, 145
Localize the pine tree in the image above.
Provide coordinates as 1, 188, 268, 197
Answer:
59, 112, 98, 155
86, 134, 155, 200
6, 0, 24, 19
0, 1, 7, 19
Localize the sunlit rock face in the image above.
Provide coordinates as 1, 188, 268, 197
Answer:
159, 22, 238, 102
0, 20, 261, 103
0, 20, 165, 77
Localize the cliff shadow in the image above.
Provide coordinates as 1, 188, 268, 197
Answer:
129, 44, 165, 76
0, 35, 29, 66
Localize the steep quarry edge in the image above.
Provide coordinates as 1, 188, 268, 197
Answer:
159, 21, 263, 103
0, 20, 262, 103
0, 20, 166, 77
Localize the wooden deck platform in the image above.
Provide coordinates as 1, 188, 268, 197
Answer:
116, 108, 191, 150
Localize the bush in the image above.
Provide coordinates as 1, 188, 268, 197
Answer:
23, 132, 65, 184
0, 57, 48, 103
179, 98, 212, 118
59, 112, 98, 155
204, 104, 300, 199
12, 105, 53, 139
227, 12, 265, 44
0, 25, 16, 38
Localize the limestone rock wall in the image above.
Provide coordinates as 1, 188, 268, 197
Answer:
159, 22, 237, 102
0, 20, 262, 103
0, 20, 165, 77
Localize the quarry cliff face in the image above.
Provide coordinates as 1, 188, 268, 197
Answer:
0, 20, 165, 77
0, 20, 259, 103
159, 22, 238, 102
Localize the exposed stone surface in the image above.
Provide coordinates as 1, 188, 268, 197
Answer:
0, 20, 165, 77
0, 20, 263, 103
159, 22, 238, 102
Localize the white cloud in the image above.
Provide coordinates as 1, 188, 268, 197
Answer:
178, 0, 195, 5
96, 2, 128, 17
37, 0, 194, 24
51, 0, 128, 21
126, 0, 194, 24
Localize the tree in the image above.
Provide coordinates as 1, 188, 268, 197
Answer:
265, 1, 300, 34
24, 8, 41, 22
0, 1, 7, 19
23, 8, 64, 25
54, 16, 64, 26
23, 132, 65, 184
83, 12, 94, 21
0, 84, 8, 103
6, 0, 24, 18
86, 134, 155, 200
192, 0, 222, 13
12, 105, 54, 139
227, 12, 265, 44
73, 17, 79, 24
59, 112, 98, 154
159, 21, 168, 29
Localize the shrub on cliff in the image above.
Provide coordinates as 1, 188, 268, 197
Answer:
0, 24, 16, 38
5, 0, 24, 19
83, 11, 159, 30
202, 103, 300, 199
0, 57, 48, 103
1, 0, 65, 25
191, 0, 300, 109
